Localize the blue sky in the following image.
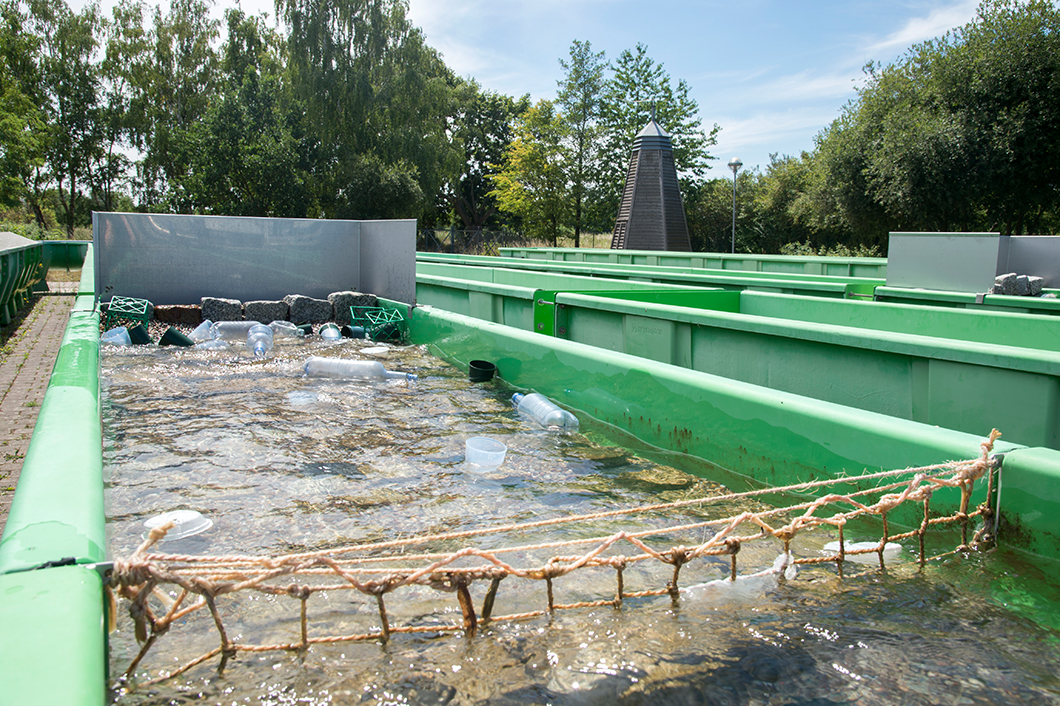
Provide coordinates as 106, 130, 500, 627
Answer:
401, 0, 982, 176
79, 0, 983, 177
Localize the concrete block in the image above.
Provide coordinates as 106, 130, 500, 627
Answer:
995, 273, 1018, 296
201, 297, 242, 321
244, 300, 289, 323
284, 294, 333, 323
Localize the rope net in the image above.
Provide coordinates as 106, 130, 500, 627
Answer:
109, 430, 1002, 686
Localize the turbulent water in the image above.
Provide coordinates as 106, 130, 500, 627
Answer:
102, 336, 1060, 705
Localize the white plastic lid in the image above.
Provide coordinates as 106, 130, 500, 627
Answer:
143, 510, 213, 541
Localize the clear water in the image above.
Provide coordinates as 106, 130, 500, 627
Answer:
103, 337, 1060, 705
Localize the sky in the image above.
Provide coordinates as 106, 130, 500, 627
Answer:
77, 0, 983, 177
399, 0, 982, 176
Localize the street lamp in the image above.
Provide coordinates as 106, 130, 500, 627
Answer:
727, 157, 742, 254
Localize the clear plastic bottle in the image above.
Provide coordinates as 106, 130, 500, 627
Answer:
246, 323, 274, 357
511, 392, 579, 431
303, 356, 417, 381
268, 320, 304, 339
211, 321, 258, 342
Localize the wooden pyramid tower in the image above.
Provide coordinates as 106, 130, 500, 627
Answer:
610, 119, 691, 251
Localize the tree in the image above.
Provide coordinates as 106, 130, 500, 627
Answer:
556, 39, 605, 246
30, 0, 105, 235
135, 0, 219, 210
277, 0, 461, 221
444, 81, 529, 230
95, 0, 151, 212
598, 43, 719, 225
816, 0, 1060, 239
0, 0, 47, 220
489, 100, 568, 245
181, 9, 313, 217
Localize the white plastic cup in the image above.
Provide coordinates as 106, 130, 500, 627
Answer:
101, 326, 132, 346
143, 509, 213, 541
465, 437, 507, 468
189, 319, 215, 342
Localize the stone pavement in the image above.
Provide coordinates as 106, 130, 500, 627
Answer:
0, 286, 77, 535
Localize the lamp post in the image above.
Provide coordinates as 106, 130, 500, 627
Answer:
727, 157, 742, 254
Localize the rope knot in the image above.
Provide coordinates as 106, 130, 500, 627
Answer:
287, 584, 311, 600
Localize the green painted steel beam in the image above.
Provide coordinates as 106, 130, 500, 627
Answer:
1, 240, 46, 326
0, 309, 104, 572
874, 285, 1060, 316
409, 304, 1060, 561
0, 249, 105, 704
497, 246, 889, 279
418, 256, 879, 299
79, 245, 95, 297
410, 305, 1020, 528
546, 290, 1060, 450
0, 565, 107, 706
41, 240, 90, 271
738, 291, 1060, 349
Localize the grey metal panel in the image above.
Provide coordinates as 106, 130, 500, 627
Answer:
998, 235, 1060, 287
94, 212, 362, 306
886, 232, 1000, 293
359, 219, 416, 304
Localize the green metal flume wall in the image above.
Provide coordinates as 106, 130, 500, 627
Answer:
0, 251, 105, 706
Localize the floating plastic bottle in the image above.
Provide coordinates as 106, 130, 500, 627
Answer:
211, 320, 259, 342
319, 323, 342, 340
303, 356, 416, 381
246, 323, 274, 357
193, 338, 229, 350
268, 320, 304, 339
189, 319, 215, 342
101, 326, 132, 346
511, 392, 579, 431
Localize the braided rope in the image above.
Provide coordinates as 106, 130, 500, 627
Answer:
111, 430, 1001, 686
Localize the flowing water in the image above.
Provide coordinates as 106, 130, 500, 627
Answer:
103, 336, 1060, 705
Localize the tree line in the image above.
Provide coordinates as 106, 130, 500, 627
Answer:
2, 0, 1058, 249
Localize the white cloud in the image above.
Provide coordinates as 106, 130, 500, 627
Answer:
867, 0, 979, 54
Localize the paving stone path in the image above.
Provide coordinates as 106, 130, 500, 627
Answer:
0, 285, 77, 534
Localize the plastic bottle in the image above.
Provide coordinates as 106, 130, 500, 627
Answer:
268, 320, 304, 339
193, 338, 229, 350
211, 321, 258, 342
303, 356, 416, 381
319, 323, 342, 340
511, 392, 579, 431
246, 323, 274, 357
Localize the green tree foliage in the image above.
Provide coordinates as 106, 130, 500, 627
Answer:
817, 0, 1060, 240
136, 0, 219, 210
489, 100, 569, 245
0, 0, 47, 219
277, 0, 460, 220
556, 39, 606, 246
599, 43, 719, 216
29, 0, 106, 236
180, 9, 312, 216
444, 81, 529, 230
